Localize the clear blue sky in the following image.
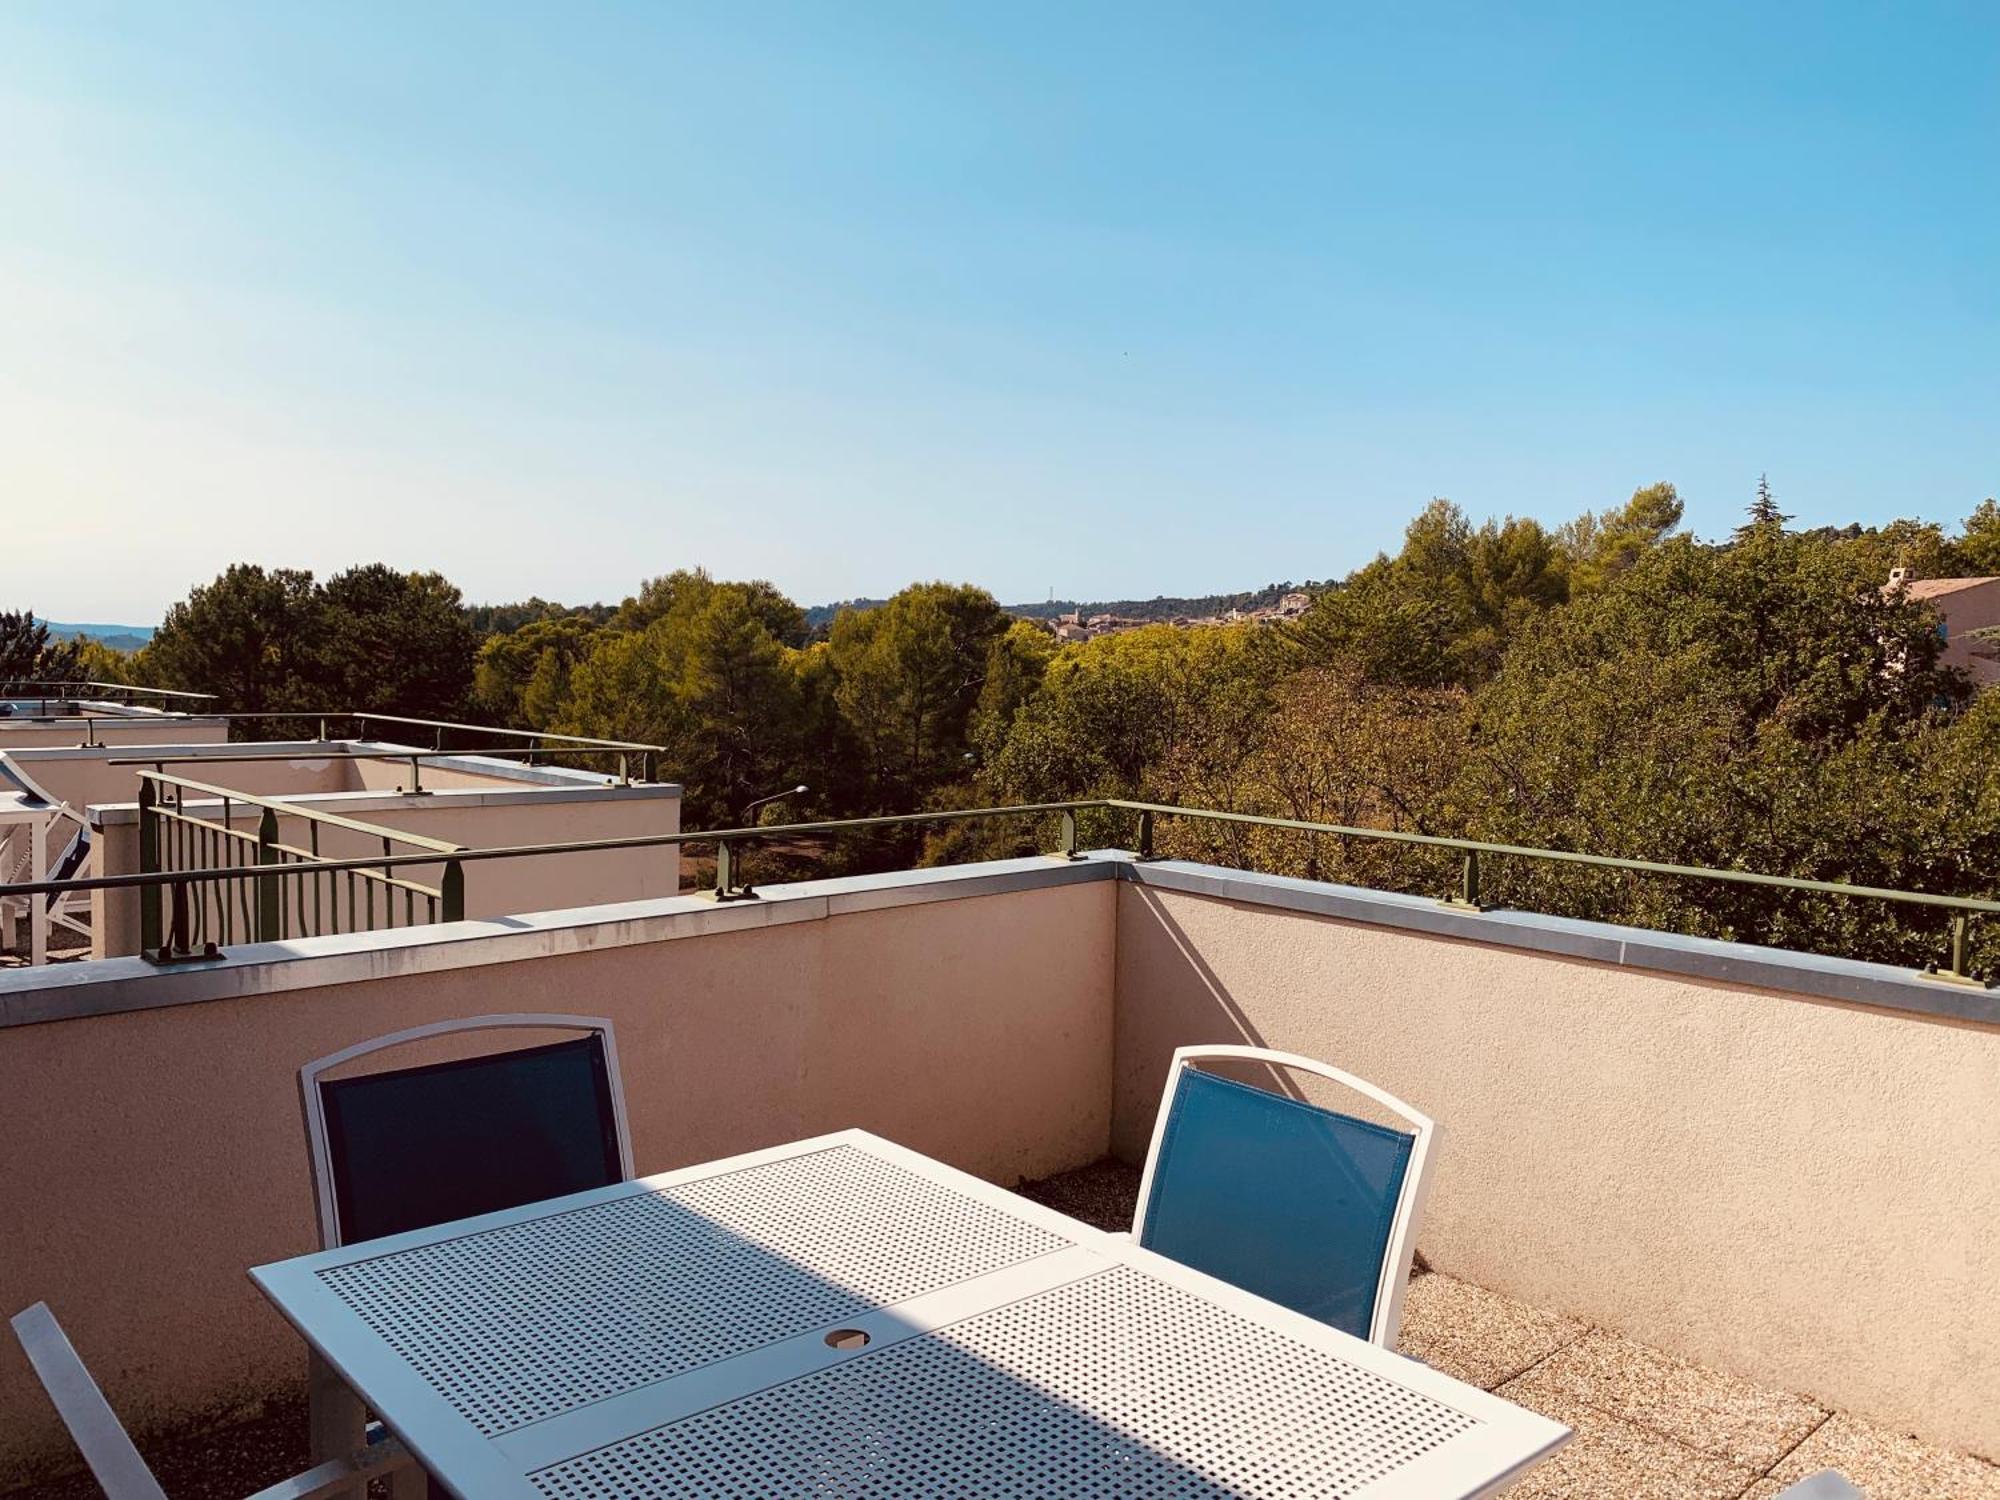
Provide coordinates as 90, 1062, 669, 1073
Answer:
3, 2, 1995, 623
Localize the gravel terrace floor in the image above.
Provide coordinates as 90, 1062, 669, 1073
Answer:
9, 1158, 1996, 1499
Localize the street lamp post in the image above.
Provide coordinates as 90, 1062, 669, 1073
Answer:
740, 783, 809, 825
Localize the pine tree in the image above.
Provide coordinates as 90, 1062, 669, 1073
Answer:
1737, 473, 1791, 537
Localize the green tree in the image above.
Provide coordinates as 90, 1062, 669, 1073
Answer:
312, 565, 478, 719
473, 615, 604, 726
986, 624, 1273, 809
0, 612, 84, 685
1452, 526, 1968, 961
969, 620, 1058, 764
827, 583, 1006, 812
71, 638, 134, 685
1735, 472, 1790, 537
1956, 498, 2000, 575
1289, 500, 1568, 686
1558, 482, 1685, 594
141, 565, 326, 722
557, 578, 808, 821
615, 570, 808, 646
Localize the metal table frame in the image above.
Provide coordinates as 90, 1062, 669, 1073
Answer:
254, 1129, 1568, 1498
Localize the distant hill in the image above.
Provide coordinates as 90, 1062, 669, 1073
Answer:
804, 583, 1328, 631
46, 621, 153, 653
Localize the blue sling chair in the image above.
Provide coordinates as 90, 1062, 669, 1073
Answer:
296, 1014, 636, 1499
1132, 1045, 1440, 1349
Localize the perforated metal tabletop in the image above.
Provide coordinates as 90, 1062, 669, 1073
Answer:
254, 1130, 1568, 1499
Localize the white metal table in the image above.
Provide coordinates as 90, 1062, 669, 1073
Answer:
253, 1128, 1568, 1498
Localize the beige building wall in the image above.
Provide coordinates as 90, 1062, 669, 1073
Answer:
1111, 880, 2000, 1458
0, 718, 227, 754
4, 746, 353, 816
0, 875, 1115, 1482
90, 787, 682, 957
1932, 578, 2000, 687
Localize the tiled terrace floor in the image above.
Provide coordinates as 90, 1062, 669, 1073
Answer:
1021, 1162, 2000, 1500
12, 1160, 1998, 1499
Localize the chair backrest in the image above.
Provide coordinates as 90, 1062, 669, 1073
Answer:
300, 1014, 635, 1248
1132, 1045, 1438, 1347
9, 1302, 168, 1500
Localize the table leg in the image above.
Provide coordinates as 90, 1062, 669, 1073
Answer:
307, 1348, 368, 1500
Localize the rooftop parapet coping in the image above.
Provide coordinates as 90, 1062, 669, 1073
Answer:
2, 849, 1993, 1032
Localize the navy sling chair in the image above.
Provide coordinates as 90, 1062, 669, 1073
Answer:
298, 1015, 636, 1499
1132, 1045, 1439, 1348
299, 1013, 635, 1251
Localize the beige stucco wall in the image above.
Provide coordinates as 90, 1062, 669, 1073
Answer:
4, 746, 355, 816
90, 788, 682, 957
0, 718, 227, 754
0, 875, 1114, 1482
1112, 882, 2000, 1458
1930, 579, 2000, 688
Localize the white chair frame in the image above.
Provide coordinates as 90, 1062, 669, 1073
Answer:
1131, 1044, 1440, 1349
298, 1013, 635, 1251
10, 1301, 412, 1500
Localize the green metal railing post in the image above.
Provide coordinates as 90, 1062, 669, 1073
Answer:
1928, 913, 1982, 987
441, 860, 465, 922
1444, 848, 1486, 911
1135, 808, 1156, 860
256, 807, 281, 942
138, 778, 162, 957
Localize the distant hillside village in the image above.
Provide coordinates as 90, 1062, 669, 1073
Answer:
1041, 590, 1317, 643
801, 581, 1328, 635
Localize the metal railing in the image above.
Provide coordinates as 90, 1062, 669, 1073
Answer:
0, 680, 221, 730
135, 771, 465, 963
106, 745, 659, 791
1, 798, 1991, 984
159, 711, 667, 782
0, 680, 218, 705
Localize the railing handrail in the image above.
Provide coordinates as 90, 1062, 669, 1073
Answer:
1097, 800, 2000, 915
0, 681, 218, 703
0, 801, 1102, 896
103, 748, 648, 769
136, 770, 465, 854
1, 797, 1990, 980
178, 711, 665, 755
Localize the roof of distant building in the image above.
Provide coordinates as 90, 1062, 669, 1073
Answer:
1897, 576, 2000, 600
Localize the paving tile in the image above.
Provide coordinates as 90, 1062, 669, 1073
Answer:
1769, 1413, 2000, 1500
1395, 1271, 1585, 1389
1525, 1328, 1826, 1468
1012, 1157, 1139, 1233
1494, 1367, 1758, 1500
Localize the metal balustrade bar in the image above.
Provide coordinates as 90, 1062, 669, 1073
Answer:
1, 798, 1990, 984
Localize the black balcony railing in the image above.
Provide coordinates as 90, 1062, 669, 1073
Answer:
133, 771, 465, 963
